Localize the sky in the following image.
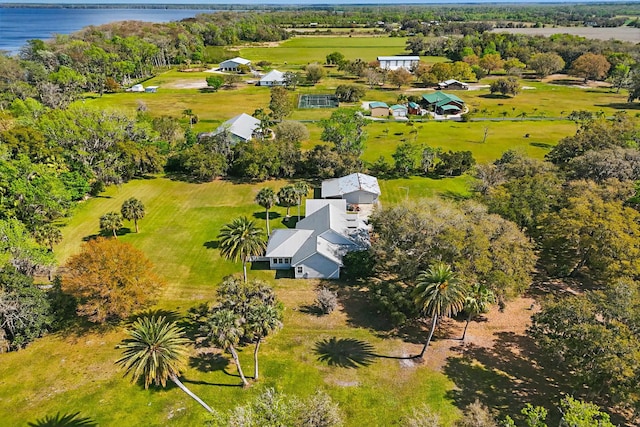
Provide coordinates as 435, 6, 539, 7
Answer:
0, 0, 618, 4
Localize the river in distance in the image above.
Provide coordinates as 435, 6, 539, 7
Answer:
0, 8, 215, 54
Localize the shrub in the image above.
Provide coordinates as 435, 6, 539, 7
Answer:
315, 288, 338, 314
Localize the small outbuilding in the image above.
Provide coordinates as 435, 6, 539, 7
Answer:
321, 172, 381, 205
145, 86, 159, 93
257, 69, 285, 86
437, 79, 469, 90
129, 84, 145, 92
369, 101, 389, 117
390, 104, 408, 118
219, 57, 251, 72
408, 101, 421, 115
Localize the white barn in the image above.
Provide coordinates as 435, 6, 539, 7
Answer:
219, 57, 251, 72
377, 56, 420, 71
258, 69, 285, 86
321, 173, 381, 205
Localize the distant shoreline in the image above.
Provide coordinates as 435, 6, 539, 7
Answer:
0, 1, 633, 8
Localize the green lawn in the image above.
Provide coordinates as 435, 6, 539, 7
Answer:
240, 36, 447, 66
1, 176, 463, 426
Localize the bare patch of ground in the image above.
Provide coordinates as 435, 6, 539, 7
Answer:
542, 73, 613, 89
163, 79, 208, 89
491, 26, 640, 43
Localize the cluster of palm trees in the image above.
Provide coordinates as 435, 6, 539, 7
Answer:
413, 263, 495, 359
117, 278, 283, 413
99, 197, 145, 238
255, 181, 310, 235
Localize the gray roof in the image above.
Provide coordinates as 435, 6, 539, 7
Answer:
212, 113, 260, 142
260, 69, 284, 83
377, 56, 420, 61
265, 202, 369, 272
321, 173, 381, 199
220, 57, 251, 67
305, 199, 347, 216
265, 229, 313, 257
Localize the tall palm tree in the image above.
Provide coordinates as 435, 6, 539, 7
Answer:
461, 283, 495, 341
412, 263, 467, 359
100, 212, 123, 238
218, 217, 267, 283
255, 188, 277, 235
121, 198, 145, 233
277, 185, 297, 219
293, 181, 310, 221
116, 316, 213, 413
205, 308, 250, 387
246, 303, 283, 380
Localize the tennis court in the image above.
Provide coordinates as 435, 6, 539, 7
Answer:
298, 94, 340, 109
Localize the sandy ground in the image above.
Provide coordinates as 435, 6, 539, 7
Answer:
491, 26, 640, 43
406, 295, 538, 371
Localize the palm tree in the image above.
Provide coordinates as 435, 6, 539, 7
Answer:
255, 188, 277, 235
121, 198, 145, 233
246, 303, 283, 380
461, 284, 495, 341
412, 263, 467, 359
100, 212, 123, 238
33, 224, 62, 252
218, 217, 267, 283
205, 309, 250, 386
116, 316, 214, 413
277, 185, 297, 219
293, 181, 310, 221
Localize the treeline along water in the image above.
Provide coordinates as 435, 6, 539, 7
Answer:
0, 8, 214, 54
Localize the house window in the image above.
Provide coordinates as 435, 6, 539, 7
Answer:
285, 258, 290, 264
278, 258, 283, 264
296, 266, 303, 274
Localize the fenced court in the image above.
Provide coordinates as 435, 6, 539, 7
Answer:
298, 94, 339, 108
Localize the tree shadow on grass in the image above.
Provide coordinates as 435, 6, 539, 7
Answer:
314, 337, 418, 369
595, 102, 640, 110
530, 142, 554, 149
299, 304, 324, 316
203, 240, 219, 249
253, 211, 283, 221
314, 337, 376, 368
479, 93, 512, 99
28, 412, 97, 427
443, 332, 567, 424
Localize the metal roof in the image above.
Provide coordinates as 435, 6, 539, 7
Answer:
306, 199, 347, 216
321, 173, 381, 199
220, 57, 251, 66
422, 92, 465, 105
369, 101, 389, 109
265, 229, 313, 257
213, 113, 260, 142
259, 69, 284, 83
390, 104, 408, 110
377, 56, 420, 61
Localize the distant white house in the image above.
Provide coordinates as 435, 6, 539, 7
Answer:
264, 200, 369, 279
321, 173, 381, 205
257, 69, 285, 86
199, 113, 261, 144
437, 79, 469, 90
129, 84, 145, 92
219, 57, 251, 72
377, 56, 420, 71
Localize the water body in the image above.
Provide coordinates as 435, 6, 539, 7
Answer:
0, 8, 214, 54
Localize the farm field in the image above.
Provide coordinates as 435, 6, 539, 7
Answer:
491, 26, 640, 43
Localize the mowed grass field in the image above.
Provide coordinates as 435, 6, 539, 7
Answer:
1, 176, 464, 427
3, 34, 634, 426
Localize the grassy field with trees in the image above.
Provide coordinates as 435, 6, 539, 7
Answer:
2, 4, 640, 426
